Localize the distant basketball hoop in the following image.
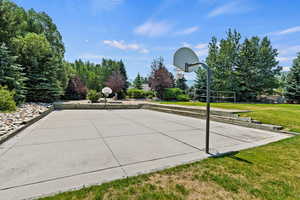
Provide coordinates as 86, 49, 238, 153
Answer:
102, 87, 112, 107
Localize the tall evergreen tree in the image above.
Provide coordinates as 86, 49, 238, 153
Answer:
175, 76, 188, 91
194, 68, 207, 101
12, 33, 62, 102
236, 36, 281, 101
0, 43, 26, 104
118, 60, 129, 91
205, 29, 281, 102
0, 0, 27, 46
235, 37, 260, 101
26, 9, 67, 90
257, 37, 281, 93
133, 73, 143, 89
206, 29, 241, 91
285, 53, 300, 103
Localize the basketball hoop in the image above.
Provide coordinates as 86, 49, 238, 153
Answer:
173, 47, 212, 154
102, 87, 112, 107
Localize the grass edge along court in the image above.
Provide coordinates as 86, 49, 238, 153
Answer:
41, 135, 300, 200
160, 102, 300, 133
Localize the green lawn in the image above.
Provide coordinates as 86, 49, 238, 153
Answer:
41, 136, 300, 200
160, 102, 300, 133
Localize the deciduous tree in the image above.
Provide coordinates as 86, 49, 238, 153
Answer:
105, 70, 125, 96
64, 76, 88, 100
148, 57, 174, 99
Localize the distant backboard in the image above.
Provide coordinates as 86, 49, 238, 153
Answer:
173, 47, 200, 72
102, 87, 112, 96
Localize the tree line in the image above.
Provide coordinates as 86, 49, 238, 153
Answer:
0, 0, 66, 103
0, 0, 129, 104
194, 29, 282, 102
1, 0, 299, 105
64, 59, 128, 99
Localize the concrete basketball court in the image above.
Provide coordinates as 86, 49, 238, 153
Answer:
0, 109, 290, 200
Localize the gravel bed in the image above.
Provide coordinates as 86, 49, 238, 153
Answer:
0, 103, 52, 137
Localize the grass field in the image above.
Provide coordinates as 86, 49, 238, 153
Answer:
41, 135, 300, 200
160, 102, 300, 133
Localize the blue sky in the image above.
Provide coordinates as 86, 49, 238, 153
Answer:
13, 0, 300, 81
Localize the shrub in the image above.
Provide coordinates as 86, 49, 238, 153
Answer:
87, 90, 101, 103
163, 88, 183, 100
145, 90, 155, 99
117, 90, 126, 100
127, 88, 146, 99
64, 76, 88, 100
0, 86, 16, 112
176, 94, 190, 101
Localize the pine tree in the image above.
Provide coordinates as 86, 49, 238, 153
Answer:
119, 60, 129, 91
235, 37, 260, 101
133, 73, 143, 89
175, 76, 188, 91
194, 68, 207, 102
12, 33, 63, 102
236, 36, 281, 101
206, 29, 241, 91
206, 29, 281, 102
0, 0, 27, 46
0, 43, 26, 104
285, 53, 300, 103
257, 37, 281, 93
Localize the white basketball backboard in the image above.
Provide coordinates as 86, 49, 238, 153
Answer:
173, 47, 200, 72
102, 87, 112, 96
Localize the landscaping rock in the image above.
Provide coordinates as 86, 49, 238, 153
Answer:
0, 103, 51, 138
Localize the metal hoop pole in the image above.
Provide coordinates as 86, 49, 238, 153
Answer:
205, 67, 211, 154
187, 62, 211, 154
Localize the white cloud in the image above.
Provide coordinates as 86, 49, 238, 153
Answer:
179, 42, 208, 57
175, 26, 199, 35
140, 49, 150, 54
103, 40, 149, 54
196, 49, 208, 57
181, 42, 191, 47
273, 26, 300, 36
91, 0, 124, 11
195, 43, 208, 49
134, 20, 172, 37
277, 56, 295, 62
80, 53, 104, 60
279, 45, 300, 55
207, 1, 252, 18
